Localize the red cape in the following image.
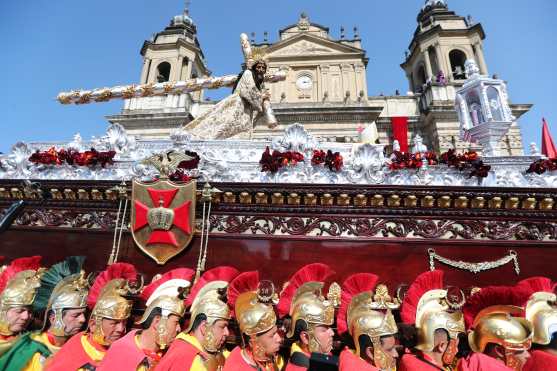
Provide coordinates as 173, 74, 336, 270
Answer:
46, 331, 106, 371
457, 352, 513, 371
522, 349, 557, 371
223, 347, 251, 371
97, 330, 145, 370
154, 336, 201, 371
339, 347, 379, 371
399, 353, 444, 371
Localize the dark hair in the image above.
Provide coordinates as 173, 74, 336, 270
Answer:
190, 313, 208, 332
358, 334, 393, 358
231, 61, 266, 93
141, 307, 162, 330
292, 319, 308, 342
549, 331, 557, 351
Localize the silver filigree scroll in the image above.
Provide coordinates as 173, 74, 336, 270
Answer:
428, 248, 520, 275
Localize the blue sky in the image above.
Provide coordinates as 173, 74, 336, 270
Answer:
0, 0, 555, 153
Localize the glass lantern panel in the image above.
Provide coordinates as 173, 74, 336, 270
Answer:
487, 86, 504, 122
466, 90, 484, 126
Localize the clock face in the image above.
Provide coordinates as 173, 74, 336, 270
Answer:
296, 75, 313, 90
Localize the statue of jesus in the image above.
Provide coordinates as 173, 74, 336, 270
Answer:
180, 58, 277, 140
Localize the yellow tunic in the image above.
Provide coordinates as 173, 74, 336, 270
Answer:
22, 332, 61, 371
134, 333, 163, 371
78, 334, 106, 370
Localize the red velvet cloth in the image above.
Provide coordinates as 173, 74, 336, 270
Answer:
398, 353, 444, 371
522, 349, 557, 371
456, 352, 512, 371
391, 117, 409, 153
97, 330, 146, 370
154, 337, 201, 371
339, 347, 379, 371
46, 331, 105, 371
542, 118, 557, 159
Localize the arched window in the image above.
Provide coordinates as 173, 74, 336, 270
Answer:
156, 62, 171, 83
449, 49, 467, 79
466, 90, 484, 125
487, 86, 504, 121
414, 64, 427, 92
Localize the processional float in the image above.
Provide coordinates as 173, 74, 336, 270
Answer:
56, 34, 286, 278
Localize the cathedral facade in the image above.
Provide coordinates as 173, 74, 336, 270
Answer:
109, 0, 528, 155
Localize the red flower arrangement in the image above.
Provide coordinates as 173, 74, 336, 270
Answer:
526, 158, 557, 175
389, 151, 438, 170
311, 150, 344, 172
259, 147, 304, 173
29, 147, 116, 167
439, 149, 491, 178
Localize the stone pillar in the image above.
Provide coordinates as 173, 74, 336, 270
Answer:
423, 50, 433, 80
434, 43, 445, 76
321, 65, 329, 100
474, 43, 489, 75
140, 59, 150, 84
354, 63, 366, 100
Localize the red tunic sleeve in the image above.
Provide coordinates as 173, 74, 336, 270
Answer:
46, 332, 101, 371
338, 347, 379, 371
155, 338, 200, 371
399, 353, 444, 371
522, 350, 557, 371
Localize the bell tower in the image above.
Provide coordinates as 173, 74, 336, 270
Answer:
401, 0, 488, 93
139, 1, 209, 100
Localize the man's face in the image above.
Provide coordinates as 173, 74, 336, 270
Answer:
311, 325, 334, 354
60, 308, 87, 336
6, 306, 32, 334
91, 318, 127, 345
208, 319, 230, 349
256, 325, 282, 357
161, 314, 181, 345
254, 63, 266, 78
380, 335, 399, 359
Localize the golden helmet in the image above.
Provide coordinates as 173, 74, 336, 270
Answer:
525, 291, 557, 345
516, 276, 557, 345
228, 271, 278, 337
277, 264, 336, 338
136, 268, 194, 349
468, 305, 532, 353
184, 266, 239, 352
401, 271, 465, 352
87, 263, 141, 346
338, 273, 399, 370
0, 256, 43, 336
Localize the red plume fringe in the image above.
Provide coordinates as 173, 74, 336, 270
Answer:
401, 270, 444, 325
87, 263, 138, 309
277, 263, 335, 318
185, 266, 240, 307
0, 256, 42, 294
337, 273, 379, 335
227, 271, 260, 310
140, 268, 195, 301
462, 286, 531, 328
516, 277, 553, 295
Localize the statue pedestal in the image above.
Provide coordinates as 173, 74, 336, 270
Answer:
467, 121, 512, 157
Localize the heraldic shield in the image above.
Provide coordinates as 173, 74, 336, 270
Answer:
131, 179, 196, 265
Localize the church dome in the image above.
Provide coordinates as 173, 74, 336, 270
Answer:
171, 12, 194, 27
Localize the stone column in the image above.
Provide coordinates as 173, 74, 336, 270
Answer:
474, 43, 489, 75
321, 65, 329, 100
423, 50, 433, 80
434, 43, 445, 76
140, 59, 150, 84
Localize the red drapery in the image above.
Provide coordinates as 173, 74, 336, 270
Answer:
541, 118, 557, 159
391, 117, 408, 152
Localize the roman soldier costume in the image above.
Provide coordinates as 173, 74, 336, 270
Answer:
276, 263, 336, 371
459, 286, 533, 371
47, 262, 139, 371
156, 266, 239, 371
337, 273, 399, 371
0, 256, 42, 356
222, 271, 283, 371
399, 270, 466, 371
0, 256, 88, 371
517, 277, 557, 371
98, 267, 193, 370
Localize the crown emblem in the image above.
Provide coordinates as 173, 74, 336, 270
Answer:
147, 198, 175, 231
